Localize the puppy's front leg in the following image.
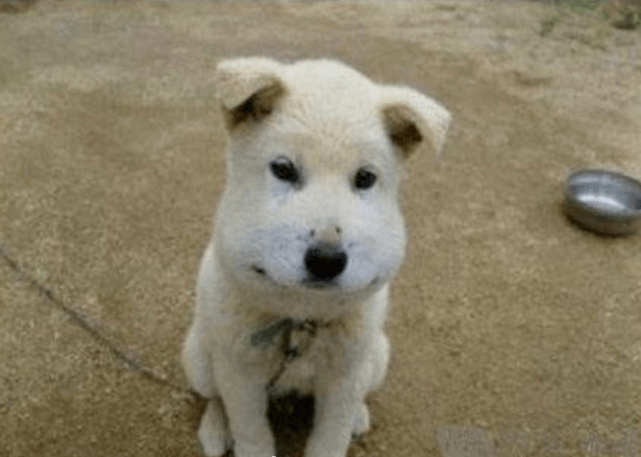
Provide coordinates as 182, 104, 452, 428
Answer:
217, 369, 275, 457
305, 377, 367, 457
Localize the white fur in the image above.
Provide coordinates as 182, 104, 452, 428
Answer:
182, 57, 450, 457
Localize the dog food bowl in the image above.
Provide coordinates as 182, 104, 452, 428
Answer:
563, 169, 641, 236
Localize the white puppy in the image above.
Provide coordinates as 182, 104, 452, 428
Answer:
182, 57, 450, 457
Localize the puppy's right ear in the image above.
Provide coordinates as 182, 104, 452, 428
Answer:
214, 58, 286, 129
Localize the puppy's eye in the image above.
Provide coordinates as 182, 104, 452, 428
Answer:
270, 157, 300, 184
354, 168, 377, 190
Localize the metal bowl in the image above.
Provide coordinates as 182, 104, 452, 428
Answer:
563, 169, 641, 236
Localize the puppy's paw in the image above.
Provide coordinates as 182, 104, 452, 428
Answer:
198, 423, 232, 457
198, 399, 232, 457
351, 403, 371, 439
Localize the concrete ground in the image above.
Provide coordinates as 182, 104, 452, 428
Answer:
1, 1, 640, 456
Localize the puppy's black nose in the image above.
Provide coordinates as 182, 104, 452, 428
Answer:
304, 244, 348, 281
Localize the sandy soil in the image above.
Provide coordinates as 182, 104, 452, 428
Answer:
1, 1, 640, 456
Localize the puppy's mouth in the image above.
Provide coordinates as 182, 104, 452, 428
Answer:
252, 265, 380, 291
302, 277, 339, 290
252, 264, 341, 290
251, 264, 286, 287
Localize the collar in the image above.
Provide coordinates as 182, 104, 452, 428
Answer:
251, 318, 325, 352
252, 318, 334, 391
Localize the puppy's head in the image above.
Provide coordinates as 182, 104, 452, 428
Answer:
213, 57, 450, 298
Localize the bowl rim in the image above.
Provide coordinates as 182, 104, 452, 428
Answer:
564, 168, 641, 217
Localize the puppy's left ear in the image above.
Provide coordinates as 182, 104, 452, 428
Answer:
378, 86, 451, 158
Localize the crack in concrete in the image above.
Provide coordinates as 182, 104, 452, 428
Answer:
0, 241, 190, 394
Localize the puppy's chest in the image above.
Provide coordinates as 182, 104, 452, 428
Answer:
246, 320, 356, 392
271, 327, 348, 393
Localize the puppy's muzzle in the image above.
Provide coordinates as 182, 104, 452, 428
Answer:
304, 243, 348, 282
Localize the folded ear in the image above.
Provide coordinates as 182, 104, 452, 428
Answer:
214, 57, 286, 129
378, 86, 451, 158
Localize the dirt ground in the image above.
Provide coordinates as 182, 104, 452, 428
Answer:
1, 1, 640, 456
